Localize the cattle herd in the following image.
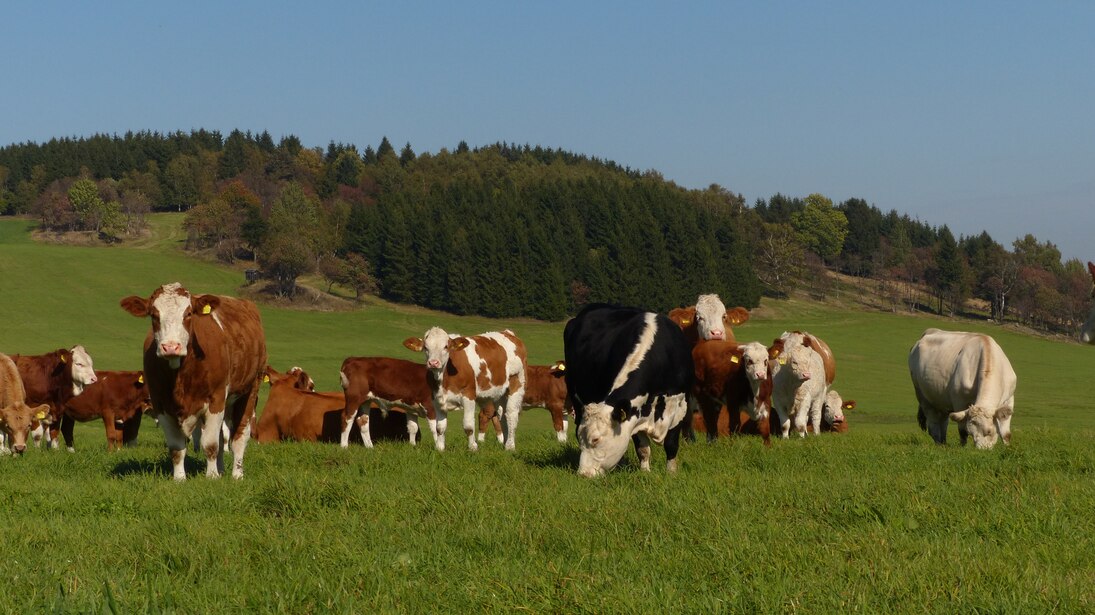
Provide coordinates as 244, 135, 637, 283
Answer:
2, 263, 1094, 477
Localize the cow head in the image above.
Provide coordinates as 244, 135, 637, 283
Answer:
403, 327, 465, 372
576, 402, 633, 478
694, 294, 728, 341
823, 389, 852, 427
1, 402, 52, 455
63, 345, 98, 395
949, 405, 1011, 449
549, 360, 566, 378
120, 283, 220, 369
132, 372, 152, 414
264, 366, 315, 391
786, 345, 817, 382
739, 342, 770, 384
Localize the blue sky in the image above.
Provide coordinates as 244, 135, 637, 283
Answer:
2, 2, 1092, 262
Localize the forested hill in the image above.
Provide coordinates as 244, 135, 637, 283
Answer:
1, 130, 1088, 334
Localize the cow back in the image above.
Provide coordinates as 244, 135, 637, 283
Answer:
63, 370, 147, 422
0, 353, 27, 407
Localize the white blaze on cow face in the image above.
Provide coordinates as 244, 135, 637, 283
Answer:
739, 342, 769, 383
150, 283, 194, 364
949, 406, 1008, 449
694, 294, 727, 341
576, 402, 632, 478
788, 345, 816, 382
67, 345, 97, 395
823, 389, 846, 425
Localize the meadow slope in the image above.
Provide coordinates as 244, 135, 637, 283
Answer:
1, 215, 1092, 613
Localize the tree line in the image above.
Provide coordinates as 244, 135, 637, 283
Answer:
1, 130, 1089, 334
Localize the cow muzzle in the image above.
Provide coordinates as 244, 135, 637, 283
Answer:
427, 359, 442, 369
12, 443, 27, 455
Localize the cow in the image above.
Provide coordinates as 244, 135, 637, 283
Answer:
1, 353, 52, 456
769, 331, 836, 386
667, 294, 750, 345
403, 327, 527, 451
1081, 262, 1095, 344
908, 328, 1015, 449
60, 370, 151, 451
120, 282, 267, 480
815, 390, 856, 434
477, 362, 571, 444
691, 340, 773, 445
564, 304, 693, 477
339, 356, 436, 448
254, 367, 351, 443
770, 343, 828, 438
10, 346, 97, 448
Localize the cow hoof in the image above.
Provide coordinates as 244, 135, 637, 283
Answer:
67, 447, 75, 453
666, 459, 679, 473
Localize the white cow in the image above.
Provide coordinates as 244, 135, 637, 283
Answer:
908, 329, 1015, 449
1081, 262, 1095, 344
770, 344, 827, 437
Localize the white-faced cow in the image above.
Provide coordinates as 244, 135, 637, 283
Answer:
10, 346, 97, 448
120, 283, 267, 480
667, 294, 750, 345
1, 353, 52, 456
770, 343, 828, 438
908, 329, 1015, 449
403, 327, 527, 451
1081, 262, 1095, 344
564, 304, 693, 477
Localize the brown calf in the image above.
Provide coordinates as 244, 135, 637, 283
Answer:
10, 346, 97, 448
691, 340, 772, 446
1, 353, 52, 456
339, 356, 436, 448
61, 370, 150, 451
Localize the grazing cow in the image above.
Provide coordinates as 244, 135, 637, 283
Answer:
1081, 262, 1095, 344
339, 356, 436, 448
254, 367, 351, 443
771, 344, 828, 438
1, 353, 52, 456
10, 346, 97, 448
667, 294, 750, 344
564, 304, 693, 477
60, 370, 151, 451
403, 327, 527, 451
478, 362, 571, 444
908, 329, 1015, 449
691, 340, 773, 445
120, 283, 267, 480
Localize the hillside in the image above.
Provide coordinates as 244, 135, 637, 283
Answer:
2, 214, 1091, 432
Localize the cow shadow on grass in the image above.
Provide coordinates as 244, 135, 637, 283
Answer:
111, 455, 204, 479
518, 445, 581, 471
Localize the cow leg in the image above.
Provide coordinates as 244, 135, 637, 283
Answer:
792, 407, 809, 438
996, 401, 1014, 445
434, 406, 448, 452
477, 403, 492, 443
808, 396, 824, 436
957, 422, 969, 446
227, 380, 259, 480
492, 415, 504, 444
0, 433, 10, 455
406, 414, 419, 446
461, 398, 479, 451
340, 393, 365, 449
201, 408, 227, 479
697, 397, 720, 443
103, 414, 123, 452
161, 417, 191, 481
664, 421, 683, 473
758, 412, 772, 447
549, 402, 566, 443
357, 409, 374, 448
926, 410, 948, 445
502, 392, 522, 451
632, 432, 652, 471
60, 414, 76, 452
122, 415, 142, 447
681, 395, 698, 443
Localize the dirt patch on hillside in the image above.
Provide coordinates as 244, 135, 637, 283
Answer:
236, 282, 360, 312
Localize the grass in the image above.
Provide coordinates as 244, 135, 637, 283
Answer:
1, 215, 1093, 613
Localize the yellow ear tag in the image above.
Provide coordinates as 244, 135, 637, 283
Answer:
60, 355, 66, 364
844, 403, 853, 409
138, 375, 144, 384
772, 349, 780, 357
778, 358, 787, 365
202, 305, 212, 315
681, 319, 691, 326
730, 355, 740, 364
263, 374, 270, 383
35, 411, 46, 420
557, 364, 565, 371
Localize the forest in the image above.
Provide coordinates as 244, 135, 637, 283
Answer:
1, 130, 1090, 334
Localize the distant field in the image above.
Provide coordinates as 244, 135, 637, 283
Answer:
1, 215, 1092, 612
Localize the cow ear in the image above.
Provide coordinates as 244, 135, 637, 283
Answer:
994, 406, 1013, 420
612, 407, 629, 423
550, 361, 567, 376
949, 410, 968, 423
192, 295, 220, 315
120, 296, 150, 317
449, 337, 470, 351
843, 400, 856, 410
34, 405, 52, 423
402, 337, 424, 352
728, 307, 750, 326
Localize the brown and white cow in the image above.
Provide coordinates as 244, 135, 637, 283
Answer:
478, 361, 572, 444
1, 353, 52, 456
60, 370, 150, 451
1081, 261, 1095, 344
120, 283, 267, 480
691, 340, 773, 446
339, 356, 436, 448
668, 294, 750, 345
254, 367, 351, 443
10, 346, 97, 448
813, 390, 856, 434
403, 327, 527, 452
909, 328, 1015, 449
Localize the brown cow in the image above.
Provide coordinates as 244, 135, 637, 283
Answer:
255, 367, 349, 443
120, 283, 267, 480
339, 356, 436, 448
1, 353, 52, 456
60, 370, 151, 451
691, 340, 772, 446
478, 361, 571, 444
10, 346, 97, 448
403, 327, 527, 451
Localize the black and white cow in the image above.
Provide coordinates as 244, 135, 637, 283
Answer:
563, 304, 693, 477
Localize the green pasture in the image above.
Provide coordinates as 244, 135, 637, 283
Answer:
1, 215, 1093, 613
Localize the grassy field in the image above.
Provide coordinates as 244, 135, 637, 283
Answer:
1, 215, 1093, 613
